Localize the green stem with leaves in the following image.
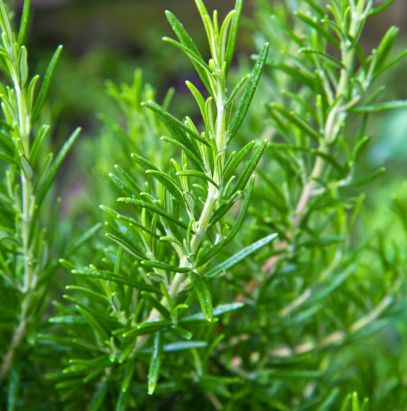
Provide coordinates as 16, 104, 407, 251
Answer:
263, 0, 367, 273
0, 0, 78, 386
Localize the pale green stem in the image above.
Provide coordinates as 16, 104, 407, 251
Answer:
132, 70, 227, 356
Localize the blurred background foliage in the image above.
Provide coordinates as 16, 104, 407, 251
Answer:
7, 0, 406, 406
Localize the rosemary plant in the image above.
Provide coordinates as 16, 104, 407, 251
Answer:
0, 0, 80, 406
0, 0, 406, 409
48, 0, 406, 409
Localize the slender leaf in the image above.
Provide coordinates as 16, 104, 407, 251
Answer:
32, 45, 63, 122
190, 273, 213, 321
228, 43, 269, 140
204, 233, 278, 278
72, 268, 161, 294
148, 333, 163, 395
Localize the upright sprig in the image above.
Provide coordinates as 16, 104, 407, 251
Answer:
51, 0, 276, 407
140, 0, 272, 318
261, 0, 407, 253
0, 0, 79, 401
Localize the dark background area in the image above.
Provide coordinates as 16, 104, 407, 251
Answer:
16, 0, 407, 115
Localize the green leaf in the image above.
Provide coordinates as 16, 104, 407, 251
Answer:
148, 333, 163, 395
262, 369, 322, 379
48, 315, 86, 325
226, 73, 250, 106
373, 26, 399, 72
30, 124, 50, 166
105, 233, 145, 260
368, 0, 396, 17
7, 368, 19, 411
36, 127, 81, 209
194, 0, 210, 21
163, 37, 214, 92
181, 302, 244, 324
349, 167, 386, 187
118, 197, 188, 230
228, 43, 269, 140
165, 10, 211, 92
194, 0, 213, 46
161, 136, 205, 171
112, 164, 142, 195
17, 0, 30, 45
88, 378, 107, 411
190, 273, 213, 322
176, 170, 218, 188
72, 268, 161, 294
143, 100, 208, 147
131, 153, 158, 172
352, 100, 407, 113
120, 361, 134, 393
233, 140, 267, 194
122, 320, 172, 338
146, 169, 185, 204
270, 103, 321, 141
18, 46, 28, 86
115, 361, 134, 410
186, 80, 206, 118
225, 0, 243, 72
295, 12, 338, 45
65, 285, 109, 304
0, 2, 14, 46
32, 45, 63, 123
163, 340, 207, 352
162, 86, 175, 110
376, 48, 407, 77
140, 260, 190, 273
353, 136, 371, 162
101, 206, 160, 239
300, 47, 345, 69
77, 306, 109, 344
204, 233, 278, 278
115, 391, 128, 411
223, 140, 256, 183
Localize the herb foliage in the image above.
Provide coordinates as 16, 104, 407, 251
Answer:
0, 0, 406, 410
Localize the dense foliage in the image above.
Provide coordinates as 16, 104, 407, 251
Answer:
0, 0, 406, 410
